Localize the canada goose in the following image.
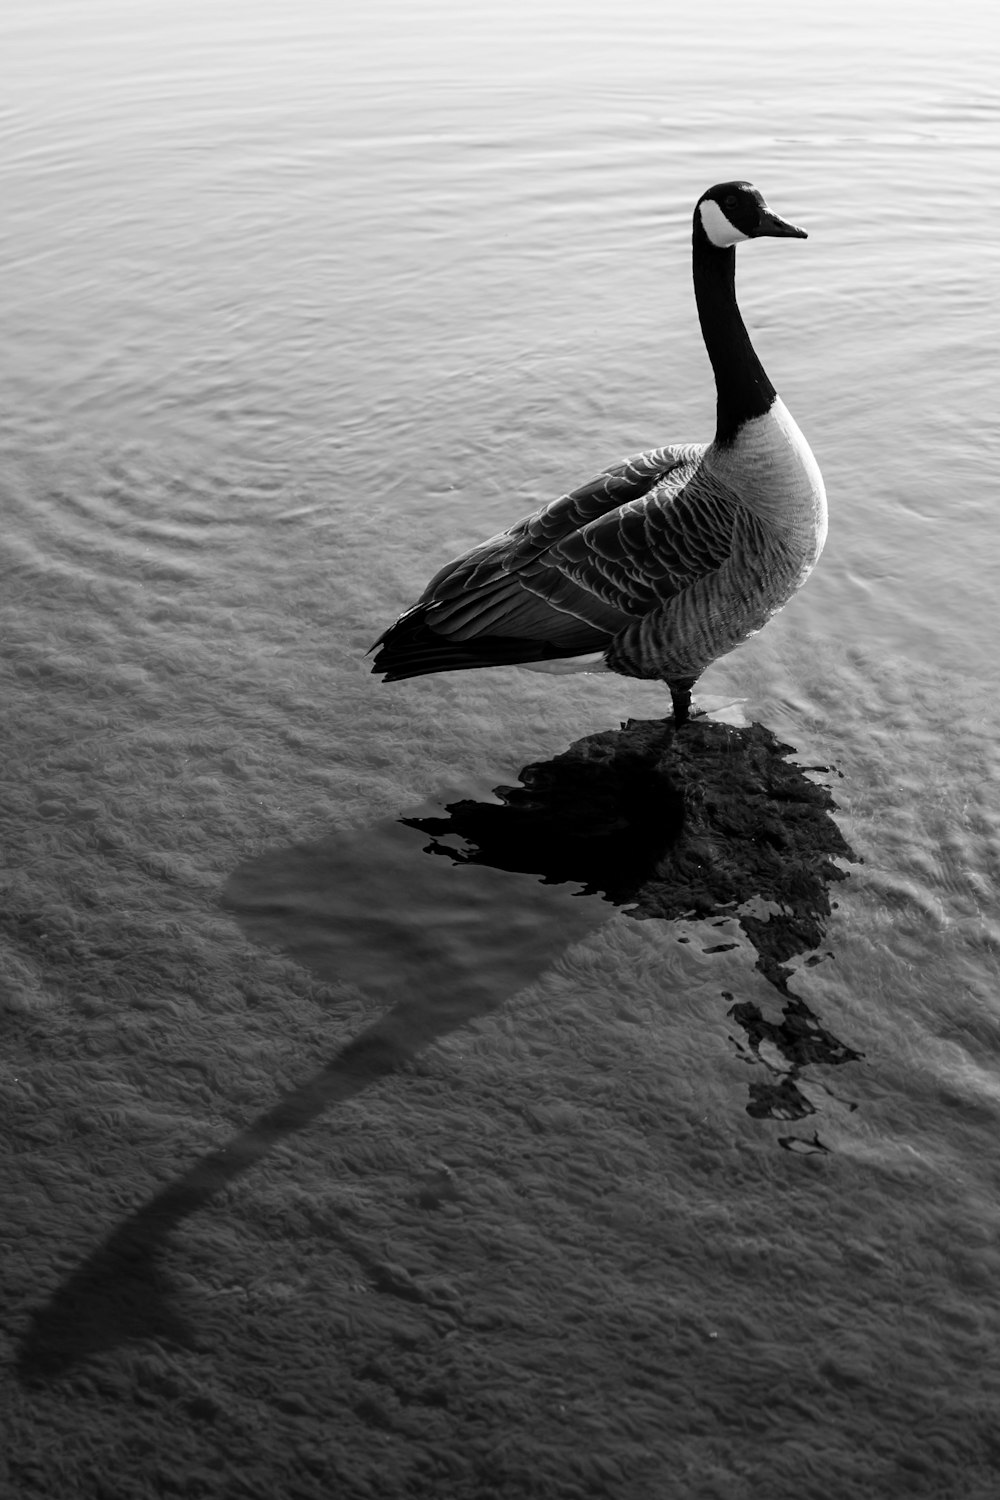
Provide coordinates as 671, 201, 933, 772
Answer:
371, 181, 826, 726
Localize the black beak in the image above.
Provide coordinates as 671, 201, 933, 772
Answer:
754, 207, 808, 240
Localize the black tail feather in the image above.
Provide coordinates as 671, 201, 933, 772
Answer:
370, 608, 609, 682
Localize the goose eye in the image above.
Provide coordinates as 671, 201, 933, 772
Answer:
724, 195, 738, 208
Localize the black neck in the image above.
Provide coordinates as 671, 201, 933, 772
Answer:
692, 219, 776, 445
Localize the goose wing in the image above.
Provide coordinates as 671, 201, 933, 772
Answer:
539, 457, 740, 619
419, 445, 736, 633
416, 444, 695, 599
372, 443, 741, 676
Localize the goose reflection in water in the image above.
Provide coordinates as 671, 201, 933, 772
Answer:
405, 713, 861, 1141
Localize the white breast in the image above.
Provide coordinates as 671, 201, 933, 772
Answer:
707, 398, 827, 565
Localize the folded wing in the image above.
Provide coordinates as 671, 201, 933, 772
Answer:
372, 443, 741, 680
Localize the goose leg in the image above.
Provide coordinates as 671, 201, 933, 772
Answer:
668, 676, 697, 728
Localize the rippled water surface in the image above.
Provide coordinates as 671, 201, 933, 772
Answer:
5, 0, 1000, 1493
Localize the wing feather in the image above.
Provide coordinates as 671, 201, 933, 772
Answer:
529, 467, 740, 616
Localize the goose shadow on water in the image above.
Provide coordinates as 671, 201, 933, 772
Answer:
18, 712, 859, 1379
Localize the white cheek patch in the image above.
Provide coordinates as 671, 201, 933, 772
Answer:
699, 200, 748, 248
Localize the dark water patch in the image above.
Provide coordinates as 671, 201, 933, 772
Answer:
408, 714, 862, 1131
403, 730, 685, 902
728, 992, 862, 1124
407, 715, 856, 985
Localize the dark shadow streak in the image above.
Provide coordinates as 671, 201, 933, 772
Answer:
17, 1015, 466, 1380
18, 713, 857, 1379
18, 725, 683, 1378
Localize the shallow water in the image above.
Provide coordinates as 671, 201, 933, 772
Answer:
5, 1, 1000, 1494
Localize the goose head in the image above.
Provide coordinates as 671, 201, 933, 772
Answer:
696, 182, 807, 249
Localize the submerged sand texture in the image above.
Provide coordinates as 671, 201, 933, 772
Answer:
8, 713, 945, 1500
